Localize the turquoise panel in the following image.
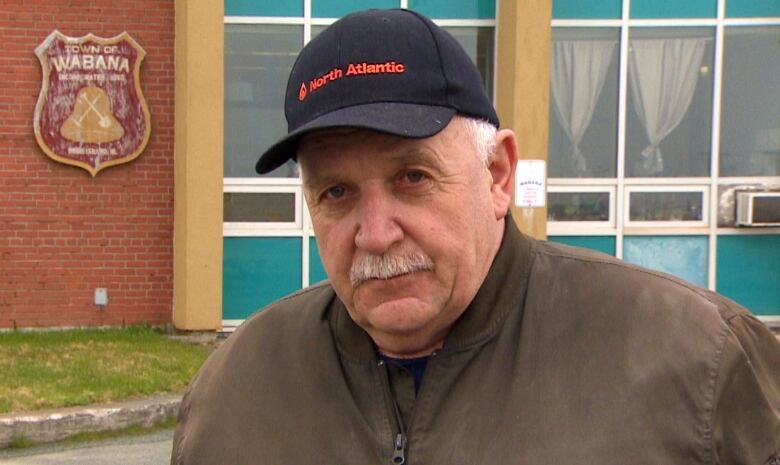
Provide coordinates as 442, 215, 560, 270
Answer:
623, 236, 708, 287
313, 0, 399, 18
223, 237, 302, 320
225, 0, 303, 17
309, 237, 329, 284
630, 0, 716, 18
552, 0, 621, 19
549, 236, 616, 256
408, 0, 495, 19
717, 235, 780, 316
726, 0, 780, 17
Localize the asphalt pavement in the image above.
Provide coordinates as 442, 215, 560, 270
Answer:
0, 428, 173, 465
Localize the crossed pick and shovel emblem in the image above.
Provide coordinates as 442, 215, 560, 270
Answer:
77, 91, 112, 128
60, 86, 125, 143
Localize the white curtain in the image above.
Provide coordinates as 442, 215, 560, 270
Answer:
550, 40, 616, 176
628, 38, 706, 175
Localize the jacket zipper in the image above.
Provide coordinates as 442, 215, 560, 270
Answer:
378, 359, 407, 465
392, 432, 407, 464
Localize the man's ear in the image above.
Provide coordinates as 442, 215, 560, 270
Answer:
488, 129, 518, 219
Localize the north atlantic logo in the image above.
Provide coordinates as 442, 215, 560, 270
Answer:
298, 61, 405, 101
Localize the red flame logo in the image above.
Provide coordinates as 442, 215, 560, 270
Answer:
298, 83, 307, 101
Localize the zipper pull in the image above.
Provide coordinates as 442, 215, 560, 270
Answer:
391, 433, 406, 464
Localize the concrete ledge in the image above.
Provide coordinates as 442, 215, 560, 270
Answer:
0, 394, 181, 448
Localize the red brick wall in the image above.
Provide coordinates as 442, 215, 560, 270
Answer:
0, 1, 175, 328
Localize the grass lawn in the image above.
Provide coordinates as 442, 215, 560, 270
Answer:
0, 326, 210, 414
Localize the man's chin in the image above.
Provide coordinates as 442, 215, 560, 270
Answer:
353, 295, 434, 329
352, 273, 431, 306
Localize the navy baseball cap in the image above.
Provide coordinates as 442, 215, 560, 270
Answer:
255, 8, 499, 174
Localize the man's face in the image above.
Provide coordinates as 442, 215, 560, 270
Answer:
299, 117, 509, 357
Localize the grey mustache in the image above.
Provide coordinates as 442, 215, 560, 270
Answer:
350, 251, 435, 287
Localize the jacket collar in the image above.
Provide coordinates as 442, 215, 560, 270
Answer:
329, 216, 534, 362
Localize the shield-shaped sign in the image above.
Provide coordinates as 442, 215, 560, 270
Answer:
33, 31, 151, 176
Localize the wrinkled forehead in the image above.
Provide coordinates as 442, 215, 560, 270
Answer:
299, 127, 401, 157
296, 116, 475, 171
297, 127, 419, 176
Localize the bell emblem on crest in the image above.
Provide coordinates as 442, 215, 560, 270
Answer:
60, 86, 125, 143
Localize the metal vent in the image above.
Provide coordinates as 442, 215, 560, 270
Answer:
736, 191, 780, 226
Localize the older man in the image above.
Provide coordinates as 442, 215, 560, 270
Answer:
172, 9, 779, 465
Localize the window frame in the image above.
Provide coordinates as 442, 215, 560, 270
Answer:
548, 1, 780, 305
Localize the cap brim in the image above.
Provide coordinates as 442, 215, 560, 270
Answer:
255, 102, 457, 174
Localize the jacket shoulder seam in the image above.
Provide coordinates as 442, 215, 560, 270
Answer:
700, 322, 731, 465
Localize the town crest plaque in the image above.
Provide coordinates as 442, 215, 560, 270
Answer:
33, 31, 151, 176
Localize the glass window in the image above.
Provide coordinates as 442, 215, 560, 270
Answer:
720, 26, 780, 177
225, 0, 303, 17
225, 25, 302, 178
549, 235, 616, 256
754, 197, 780, 224
311, 25, 328, 40
443, 27, 495, 100
623, 236, 709, 287
630, 0, 716, 19
223, 237, 302, 319
726, 0, 780, 18
548, 28, 619, 178
552, 0, 621, 19
223, 192, 296, 222
309, 238, 328, 284
548, 192, 610, 221
628, 191, 703, 222
408, 0, 495, 19
313, 0, 399, 18
717, 235, 780, 316
626, 27, 714, 177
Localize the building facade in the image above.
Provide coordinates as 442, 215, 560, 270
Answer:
0, 0, 777, 330
0, 0, 175, 328
217, 0, 780, 330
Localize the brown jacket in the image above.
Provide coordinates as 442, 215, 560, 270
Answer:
172, 222, 780, 464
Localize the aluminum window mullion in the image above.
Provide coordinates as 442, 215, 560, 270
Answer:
433, 19, 496, 26
301, 1, 312, 288
224, 16, 305, 24
300, 0, 312, 285
304, 0, 312, 44
551, 19, 623, 27
224, 177, 302, 186
707, 0, 727, 291
628, 19, 718, 27
301, 189, 311, 288
548, 178, 618, 186
615, 0, 631, 259
622, 177, 712, 185
723, 18, 780, 26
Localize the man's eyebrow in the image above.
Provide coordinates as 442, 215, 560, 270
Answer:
301, 171, 342, 191
386, 147, 446, 169
301, 145, 448, 190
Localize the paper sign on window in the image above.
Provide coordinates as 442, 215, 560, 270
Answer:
515, 160, 547, 207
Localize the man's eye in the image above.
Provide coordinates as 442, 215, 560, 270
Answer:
404, 171, 427, 183
325, 186, 346, 199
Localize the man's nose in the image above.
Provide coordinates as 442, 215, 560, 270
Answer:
353, 188, 403, 254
